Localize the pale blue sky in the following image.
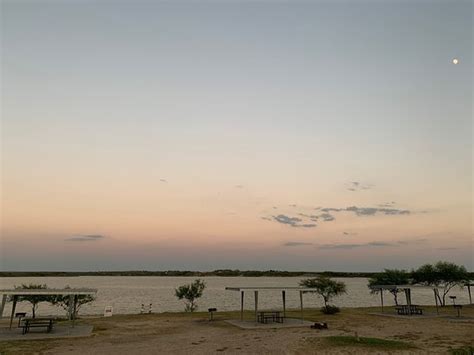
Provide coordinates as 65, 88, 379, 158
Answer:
1, 0, 472, 271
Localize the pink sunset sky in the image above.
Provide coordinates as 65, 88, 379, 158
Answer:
1, 1, 472, 271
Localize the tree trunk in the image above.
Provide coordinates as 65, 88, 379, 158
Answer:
323, 297, 328, 311
32, 305, 36, 318
391, 290, 399, 306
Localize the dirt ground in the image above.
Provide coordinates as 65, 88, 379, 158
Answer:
0, 306, 473, 354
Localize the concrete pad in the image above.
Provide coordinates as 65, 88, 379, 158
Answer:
225, 318, 314, 329
0, 324, 93, 341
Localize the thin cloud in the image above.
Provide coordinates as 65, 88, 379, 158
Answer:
298, 213, 319, 222
319, 213, 335, 222
235, 185, 244, 189
295, 223, 317, 228
159, 179, 168, 183
346, 206, 410, 216
319, 241, 395, 249
319, 206, 410, 217
397, 238, 428, 245
346, 181, 373, 192
283, 242, 313, 247
65, 234, 106, 242
378, 201, 396, 208
271, 214, 317, 228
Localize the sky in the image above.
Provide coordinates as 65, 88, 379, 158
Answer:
1, 0, 472, 271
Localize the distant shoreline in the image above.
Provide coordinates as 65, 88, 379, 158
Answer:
3, 270, 473, 278
0, 270, 381, 278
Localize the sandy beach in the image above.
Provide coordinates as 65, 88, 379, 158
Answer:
1, 306, 472, 354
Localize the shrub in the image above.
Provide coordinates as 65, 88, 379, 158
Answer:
321, 305, 340, 314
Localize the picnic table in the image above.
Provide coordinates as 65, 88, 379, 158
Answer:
257, 311, 284, 324
395, 305, 423, 315
20, 317, 55, 334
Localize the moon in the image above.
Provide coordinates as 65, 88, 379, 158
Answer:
452, 58, 459, 65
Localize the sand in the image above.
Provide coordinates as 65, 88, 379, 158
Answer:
0, 306, 472, 354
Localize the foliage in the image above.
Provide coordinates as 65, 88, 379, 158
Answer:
12, 284, 52, 318
449, 346, 474, 355
50, 286, 96, 319
324, 336, 415, 350
367, 269, 409, 305
321, 305, 340, 314
411, 261, 470, 306
0, 270, 420, 278
300, 276, 346, 313
174, 279, 206, 312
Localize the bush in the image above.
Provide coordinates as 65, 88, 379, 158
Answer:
321, 305, 340, 314
175, 279, 206, 312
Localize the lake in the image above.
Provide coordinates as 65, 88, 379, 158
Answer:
1, 277, 469, 316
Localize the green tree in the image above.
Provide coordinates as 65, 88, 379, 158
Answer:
13, 284, 52, 318
50, 286, 96, 319
411, 261, 470, 306
300, 276, 347, 313
175, 279, 206, 312
368, 269, 409, 305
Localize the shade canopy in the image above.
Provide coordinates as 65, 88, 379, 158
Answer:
0, 288, 98, 329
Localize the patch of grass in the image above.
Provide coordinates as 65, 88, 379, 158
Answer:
449, 346, 474, 355
324, 336, 416, 350
0, 339, 54, 354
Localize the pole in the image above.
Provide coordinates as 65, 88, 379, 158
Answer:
9, 296, 17, 329
299, 290, 304, 322
282, 290, 286, 318
0, 294, 7, 318
254, 291, 258, 323
240, 291, 244, 321
380, 289, 384, 313
468, 285, 472, 305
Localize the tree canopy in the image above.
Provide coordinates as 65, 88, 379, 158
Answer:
367, 269, 409, 305
175, 279, 206, 312
13, 284, 51, 318
411, 261, 470, 306
50, 286, 96, 319
300, 276, 346, 313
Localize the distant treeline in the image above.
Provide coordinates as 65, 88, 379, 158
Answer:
0, 270, 402, 278
2, 270, 472, 278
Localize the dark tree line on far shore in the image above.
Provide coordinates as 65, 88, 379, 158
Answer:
3, 269, 472, 278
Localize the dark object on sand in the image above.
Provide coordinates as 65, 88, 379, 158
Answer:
208, 308, 217, 321
311, 322, 328, 329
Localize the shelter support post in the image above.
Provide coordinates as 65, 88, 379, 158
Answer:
0, 294, 7, 318
240, 291, 244, 321
254, 291, 258, 323
282, 290, 286, 318
380, 289, 384, 313
9, 295, 17, 329
404, 288, 412, 315
299, 291, 304, 322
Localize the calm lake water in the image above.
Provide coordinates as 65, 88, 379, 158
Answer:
0, 277, 470, 316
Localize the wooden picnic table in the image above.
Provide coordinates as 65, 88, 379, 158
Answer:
395, 305, 423, 315
257, 311, 284, 324
20, 317, 55, 334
